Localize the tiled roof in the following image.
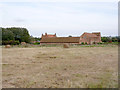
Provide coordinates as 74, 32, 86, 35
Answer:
45, 35, 56, 37
81, 33, 98, 37
40, 37, 80, 43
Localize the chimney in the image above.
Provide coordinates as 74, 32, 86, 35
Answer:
45, 33, 47, 36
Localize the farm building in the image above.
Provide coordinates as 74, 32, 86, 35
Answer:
40, 32, 102, 44
79, 32, 102, 44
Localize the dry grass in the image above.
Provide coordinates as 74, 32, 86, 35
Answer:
2, 45, 118, 88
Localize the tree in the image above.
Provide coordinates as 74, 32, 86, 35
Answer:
101, 36, 119, 42
2, 28, 14, 41
68, 35, 72, 37
2, 27, 31, 44
6, 27, 30, 43
112, 37, 118, 42
101, 37, 111, 42
116, 36, 120, 42
34, 37, 41, 41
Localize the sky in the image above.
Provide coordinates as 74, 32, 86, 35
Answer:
0, 0, 118, 37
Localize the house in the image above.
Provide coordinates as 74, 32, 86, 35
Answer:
79, 32, 101, 44
40, 32, 102, 44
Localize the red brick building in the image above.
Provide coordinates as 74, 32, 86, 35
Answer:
40, 33, 80, 44
79, 32, 102, 44
40, 32, 102, 45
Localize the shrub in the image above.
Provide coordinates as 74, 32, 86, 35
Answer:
24, 44, 29, 47
12, 41, 20, 45
97, 42, 103, 44
109, 41, 112, 43
33, 42, 40, 45
81, 42, 84, 45
2, 40, 20, 45
85, 42, 87, 45
93, 42, 96, 44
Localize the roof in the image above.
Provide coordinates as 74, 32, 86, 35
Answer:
45, 35, 56, 37
40, 37, 80, 43
42, 33, 56, 38
81, 33, 98, 37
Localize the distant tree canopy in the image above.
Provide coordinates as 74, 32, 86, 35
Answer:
68, 35, 72, 37
2, 27, 31, 44
2, 28, 14, 41
101, 36, 119, 42
34, 37, 41, 41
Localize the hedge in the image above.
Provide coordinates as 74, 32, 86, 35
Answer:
2, 40, 20, 45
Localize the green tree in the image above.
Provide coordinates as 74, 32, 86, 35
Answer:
68, 35, 72, 37
2, 27, 31, 45
6, 27, 30, 43
2, 28, 14, 41
101, 37, 110, 42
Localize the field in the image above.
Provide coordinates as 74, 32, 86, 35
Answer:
2, 45, 118, 88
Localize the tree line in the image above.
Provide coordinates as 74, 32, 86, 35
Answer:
2, 27, 31, 45
101, 36, 120, 42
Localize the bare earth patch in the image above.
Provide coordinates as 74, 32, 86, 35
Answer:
2, 46, 118, 88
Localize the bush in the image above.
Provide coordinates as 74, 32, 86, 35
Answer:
97, 42, 103, 44
109, 41, 112, 43
85, 42, 87, 45
81, 42, 84, 45
93, 42, 96, 44
2, 40, 20, 45
24, 44, 29, 47
33, 42, 40, 45
12, 41, 20, 45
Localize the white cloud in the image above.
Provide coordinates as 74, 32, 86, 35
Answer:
0, 0, 119, 2
1, 2, 118, 37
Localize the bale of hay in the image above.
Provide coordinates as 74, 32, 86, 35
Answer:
5, 45, 11, 48
63, 43, 69, 48
21, 42, 26, 45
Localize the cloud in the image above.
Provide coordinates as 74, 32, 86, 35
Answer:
1, 2, 118, 37
15, 19, 26, 22
0, 0, 118, 2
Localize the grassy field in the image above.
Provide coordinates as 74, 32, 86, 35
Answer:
2, 45, 118, 88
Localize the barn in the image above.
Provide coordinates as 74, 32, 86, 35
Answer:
79, 32, 102, 44
40, 32, 102, 45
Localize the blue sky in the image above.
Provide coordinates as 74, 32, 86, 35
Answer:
0, 1, 118, 37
